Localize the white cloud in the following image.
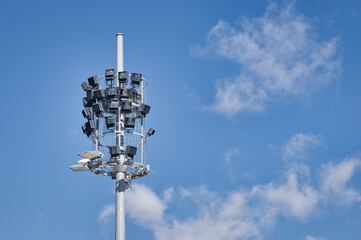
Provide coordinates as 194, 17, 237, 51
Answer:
99, 133, 360, 239
257, 173, 320, 219
305, 235, 325, 240
282, 133, 321, 161
99, 204, 115, 225
98, 204, 115, 239
126, 178, 320, 240
191, 2, 341, 116
122, 155, 360, 240
101, 158, 360, 239
321, 157, 361, 204
125, 184, 167, 227
225, 147, 239, 163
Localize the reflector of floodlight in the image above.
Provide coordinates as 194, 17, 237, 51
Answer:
81, 82, 92, 91
88, 76, 100, 88
129, 88, 141, 101
94, 89, 105, 100
147, 128, 155, 136
140, 104, 151, 116
106, 87, 118, 98
124, 117, 135, 128
109, 146, 121, 157
76, 159, 91, 165
82, 107, 92, 120
105, 116, 116, 128
119, 88, 130, 98
105, 69, 116, 81
109, 101, 120, 112
69, 164, 90, 171
118, 71, 129, 84
131, 73, 142, 87
121, 101, 132, 113
78, 151, 103, 160
125, 145, 137, 159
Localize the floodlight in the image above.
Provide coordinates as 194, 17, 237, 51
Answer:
82, 107, 92, 120
81, 82, 92, 91
87, 90, 95, 102
92, 102, 104, 115
82, 120, 96, 136
69, 163, 90, 171
70, 158, 91, 171
109, 100, 120, 112
129, 88, 141, 101
88, 76, 100, 88
119, 88, 130, 98
83, 97, 93, 107
118, 71, 129, 84
109, 145, 121, 157
94, 89, 105, 100
105, 116, 116, 128
121, 101, 132, 113
106, 87, 118, 98
125, 145, 137, 159
105, 69, 116, 81
131, 73, 142, 87
140, 104, 151, 116
78, 151, 103, 160
124, 117, 135, 128
147, 128, 155, 136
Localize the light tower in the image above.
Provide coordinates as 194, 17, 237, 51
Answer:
70, 34, 154, 240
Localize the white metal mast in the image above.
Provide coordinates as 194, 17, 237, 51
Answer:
115, 33, 126, 240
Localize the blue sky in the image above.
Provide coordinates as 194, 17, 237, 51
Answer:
0, 0, 361, 239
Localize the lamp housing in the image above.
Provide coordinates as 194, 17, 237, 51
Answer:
94, 89, 105, 100
140, 104, 151, 116
124, 117, 135, 128
82, 107, 92, 120
81, 82, 92, 91
131, 73, 142, 87
126, 145, 137, 159
106, 87, 118, 98
105, 69, 116, 81
88, 76, 99, 88
105, 116, 116, 128
92, 102, 104, 115
83, 97, 94, 107
119, 88, 130, 98
147, 128, 155, 136
109, 145, 121, 157
121, 101, 132, 113
108, 100, 120, 112
118, 71, 129, 84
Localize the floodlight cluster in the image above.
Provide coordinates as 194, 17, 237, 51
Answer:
75, 69, 154, 179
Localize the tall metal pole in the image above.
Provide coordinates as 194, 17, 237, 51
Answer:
115, 33, 126, 240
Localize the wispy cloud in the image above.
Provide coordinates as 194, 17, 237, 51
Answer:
321, 157, 361, 204
191, 2, 341, 116
282, 133, 322, 161
30, 209, 49, 227
98, 204, 115, 239
305, 235, 325, 240
224, 147, 241, 181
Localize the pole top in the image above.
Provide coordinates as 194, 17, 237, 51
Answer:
116, 33, 124, 36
